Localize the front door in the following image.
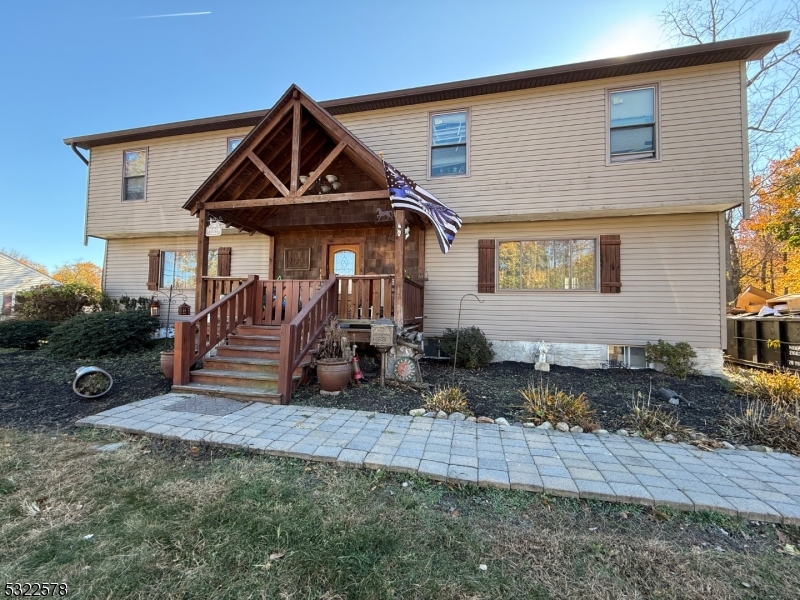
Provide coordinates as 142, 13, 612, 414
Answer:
328, 244, 360, 276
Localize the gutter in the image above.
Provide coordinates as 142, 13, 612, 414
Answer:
70, 143, 89, 165
70, 143, 91, 246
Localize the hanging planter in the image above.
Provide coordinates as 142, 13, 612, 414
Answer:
73, 366, 114, 400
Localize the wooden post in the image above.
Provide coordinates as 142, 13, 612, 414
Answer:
290, 99, 301, 193
196, 209, 210, 312
268, 236, 276, 279
394, 209, 405, 327
173, 321, 192, 385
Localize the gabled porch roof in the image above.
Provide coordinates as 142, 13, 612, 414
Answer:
183, 84, 405, 236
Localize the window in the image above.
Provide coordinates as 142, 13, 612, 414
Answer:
227, 137, 243, 154
161, 250, 218, 288
608, 345, 648, 369
122, 149, 147, 200
430, 110, 468, 177
609, 86, 657, 162
498, 239, 596, 290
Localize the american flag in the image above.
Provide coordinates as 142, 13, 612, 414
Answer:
383, 161, 462, 254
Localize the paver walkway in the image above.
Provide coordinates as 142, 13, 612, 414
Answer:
77, 393, 800, 525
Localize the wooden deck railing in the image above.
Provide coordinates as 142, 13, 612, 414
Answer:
203, 276, 248, 308
335, 275, 394, 321
254, 280, 324, 325
403, 278, 424, 326
174, 275, 260, 385
277, 277, 339, 403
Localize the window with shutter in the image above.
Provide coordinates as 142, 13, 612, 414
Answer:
477, 239, 495, 293
600, 235, 621, 293
147, 249, 161, 291
218, 247, 232, 277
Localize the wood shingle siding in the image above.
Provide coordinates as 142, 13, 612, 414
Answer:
423, 213, 724, 348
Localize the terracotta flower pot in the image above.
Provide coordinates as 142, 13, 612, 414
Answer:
316, 359, 351, 393
160, 350, 175, 380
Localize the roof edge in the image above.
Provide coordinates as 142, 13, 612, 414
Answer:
64, 31, 790, 150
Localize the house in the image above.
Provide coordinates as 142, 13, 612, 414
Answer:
64, 32, 789, 403
0, 252, 60, 316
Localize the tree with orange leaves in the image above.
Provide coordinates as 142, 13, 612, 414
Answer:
52, 261, 102, 291
737, 146, 800, 295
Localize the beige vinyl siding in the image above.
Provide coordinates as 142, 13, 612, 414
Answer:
0, 256, 58, 294
337, 62, 745, 221
103, 233, 270, 315
424, 213, 724, 349
86, 127, 252, 238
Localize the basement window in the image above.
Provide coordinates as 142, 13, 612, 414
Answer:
608, 345, 648, 369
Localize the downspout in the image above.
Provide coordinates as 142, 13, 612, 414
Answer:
70, 143, 91, 246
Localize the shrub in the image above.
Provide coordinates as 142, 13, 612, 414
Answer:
98, 294, 151, 313
14, 283, 101, 322
624, 392, 694, 441
46, 311, 159, 359
518, 380, 595, 427
423, 386, 470, 414
438, 327, 494, 369
731, 368, 800, 406
722, 400, 800, 456
0, 320, 56, 350
645, 340, 697, 379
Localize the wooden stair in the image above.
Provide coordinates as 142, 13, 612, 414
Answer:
172, 325, 312, 404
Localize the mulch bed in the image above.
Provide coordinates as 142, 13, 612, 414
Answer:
293, 359, 744, 438
0, 348, 172, 432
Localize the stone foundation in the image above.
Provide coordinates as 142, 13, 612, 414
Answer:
488, 340, 724, 377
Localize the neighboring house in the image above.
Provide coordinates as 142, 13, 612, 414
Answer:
64, 32, 789, 397
0, 253, 60, 316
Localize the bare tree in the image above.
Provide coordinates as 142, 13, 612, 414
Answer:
661, 0, 800, 301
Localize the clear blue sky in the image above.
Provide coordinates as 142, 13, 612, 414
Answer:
1, 0, 671, 272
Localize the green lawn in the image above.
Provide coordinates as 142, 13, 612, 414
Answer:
1, 428, 799, 599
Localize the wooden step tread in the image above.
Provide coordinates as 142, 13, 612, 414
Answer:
171, 383, 282, 403
195, 369, 280, 381
204, 356, 312, 368
229, 334, 282, 342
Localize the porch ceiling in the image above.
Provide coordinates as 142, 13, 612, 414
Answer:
185, 85, 395, 236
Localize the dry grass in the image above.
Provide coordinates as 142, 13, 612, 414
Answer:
518, 379, 596, 428
625, 392, 695, 441
423, 385, 470, 414
731, 368, 800, 406
722, 400, 800, 456
2, 428, 800, 599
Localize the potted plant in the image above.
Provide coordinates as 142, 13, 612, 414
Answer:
315, 317, 352, 394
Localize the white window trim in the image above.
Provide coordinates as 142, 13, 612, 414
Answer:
495, 236, 600, 293
427, 108, 471, 180
121, 147, 148, 202
227, 136, 244, 155
605, 84, 661, 166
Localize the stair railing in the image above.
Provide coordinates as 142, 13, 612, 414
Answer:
173, 274, 260, 386
276, 277, 338, 403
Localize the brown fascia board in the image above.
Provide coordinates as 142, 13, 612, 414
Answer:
63, 31, 789, 150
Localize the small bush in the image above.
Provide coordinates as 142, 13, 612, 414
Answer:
46, 311, 159, 359
731, 368, 800, 406
14, 283, 101, 322
722, 400, 800, 456
624, 392, 694, 441
518, 380, 595, 427
439, 327, 494, 369
0, 320, 56, 350
645, 340, 697, 379
423, 386, 470, 414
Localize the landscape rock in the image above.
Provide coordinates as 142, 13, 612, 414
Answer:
721, 441, 736, 450
537, 421, 553, 430
495, 417, 511, 427
556, 422, 569, 432
466, 416, 477, 423
409, 408, 426, 417
664, 434, 676, 442
736, 445, 748, 450
569, 425, 584, 433
616, 429, 629, 436
448, 412, 466, 421
594, 429, 609, 435
435, 410, 448, 419
747, 445, 772, 452
423, 412, 437, 418
522, 422, 537, 428
668, 397, 680, 406
477, 416, 495, 424
653, 436, 663, 442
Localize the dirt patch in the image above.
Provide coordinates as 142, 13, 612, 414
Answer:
0, 348, 171, 432
294, 359, 743, 438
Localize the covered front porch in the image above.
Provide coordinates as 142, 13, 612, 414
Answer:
172, 85, 428, 404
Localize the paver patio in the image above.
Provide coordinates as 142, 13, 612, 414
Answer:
77, 393, 800, 525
